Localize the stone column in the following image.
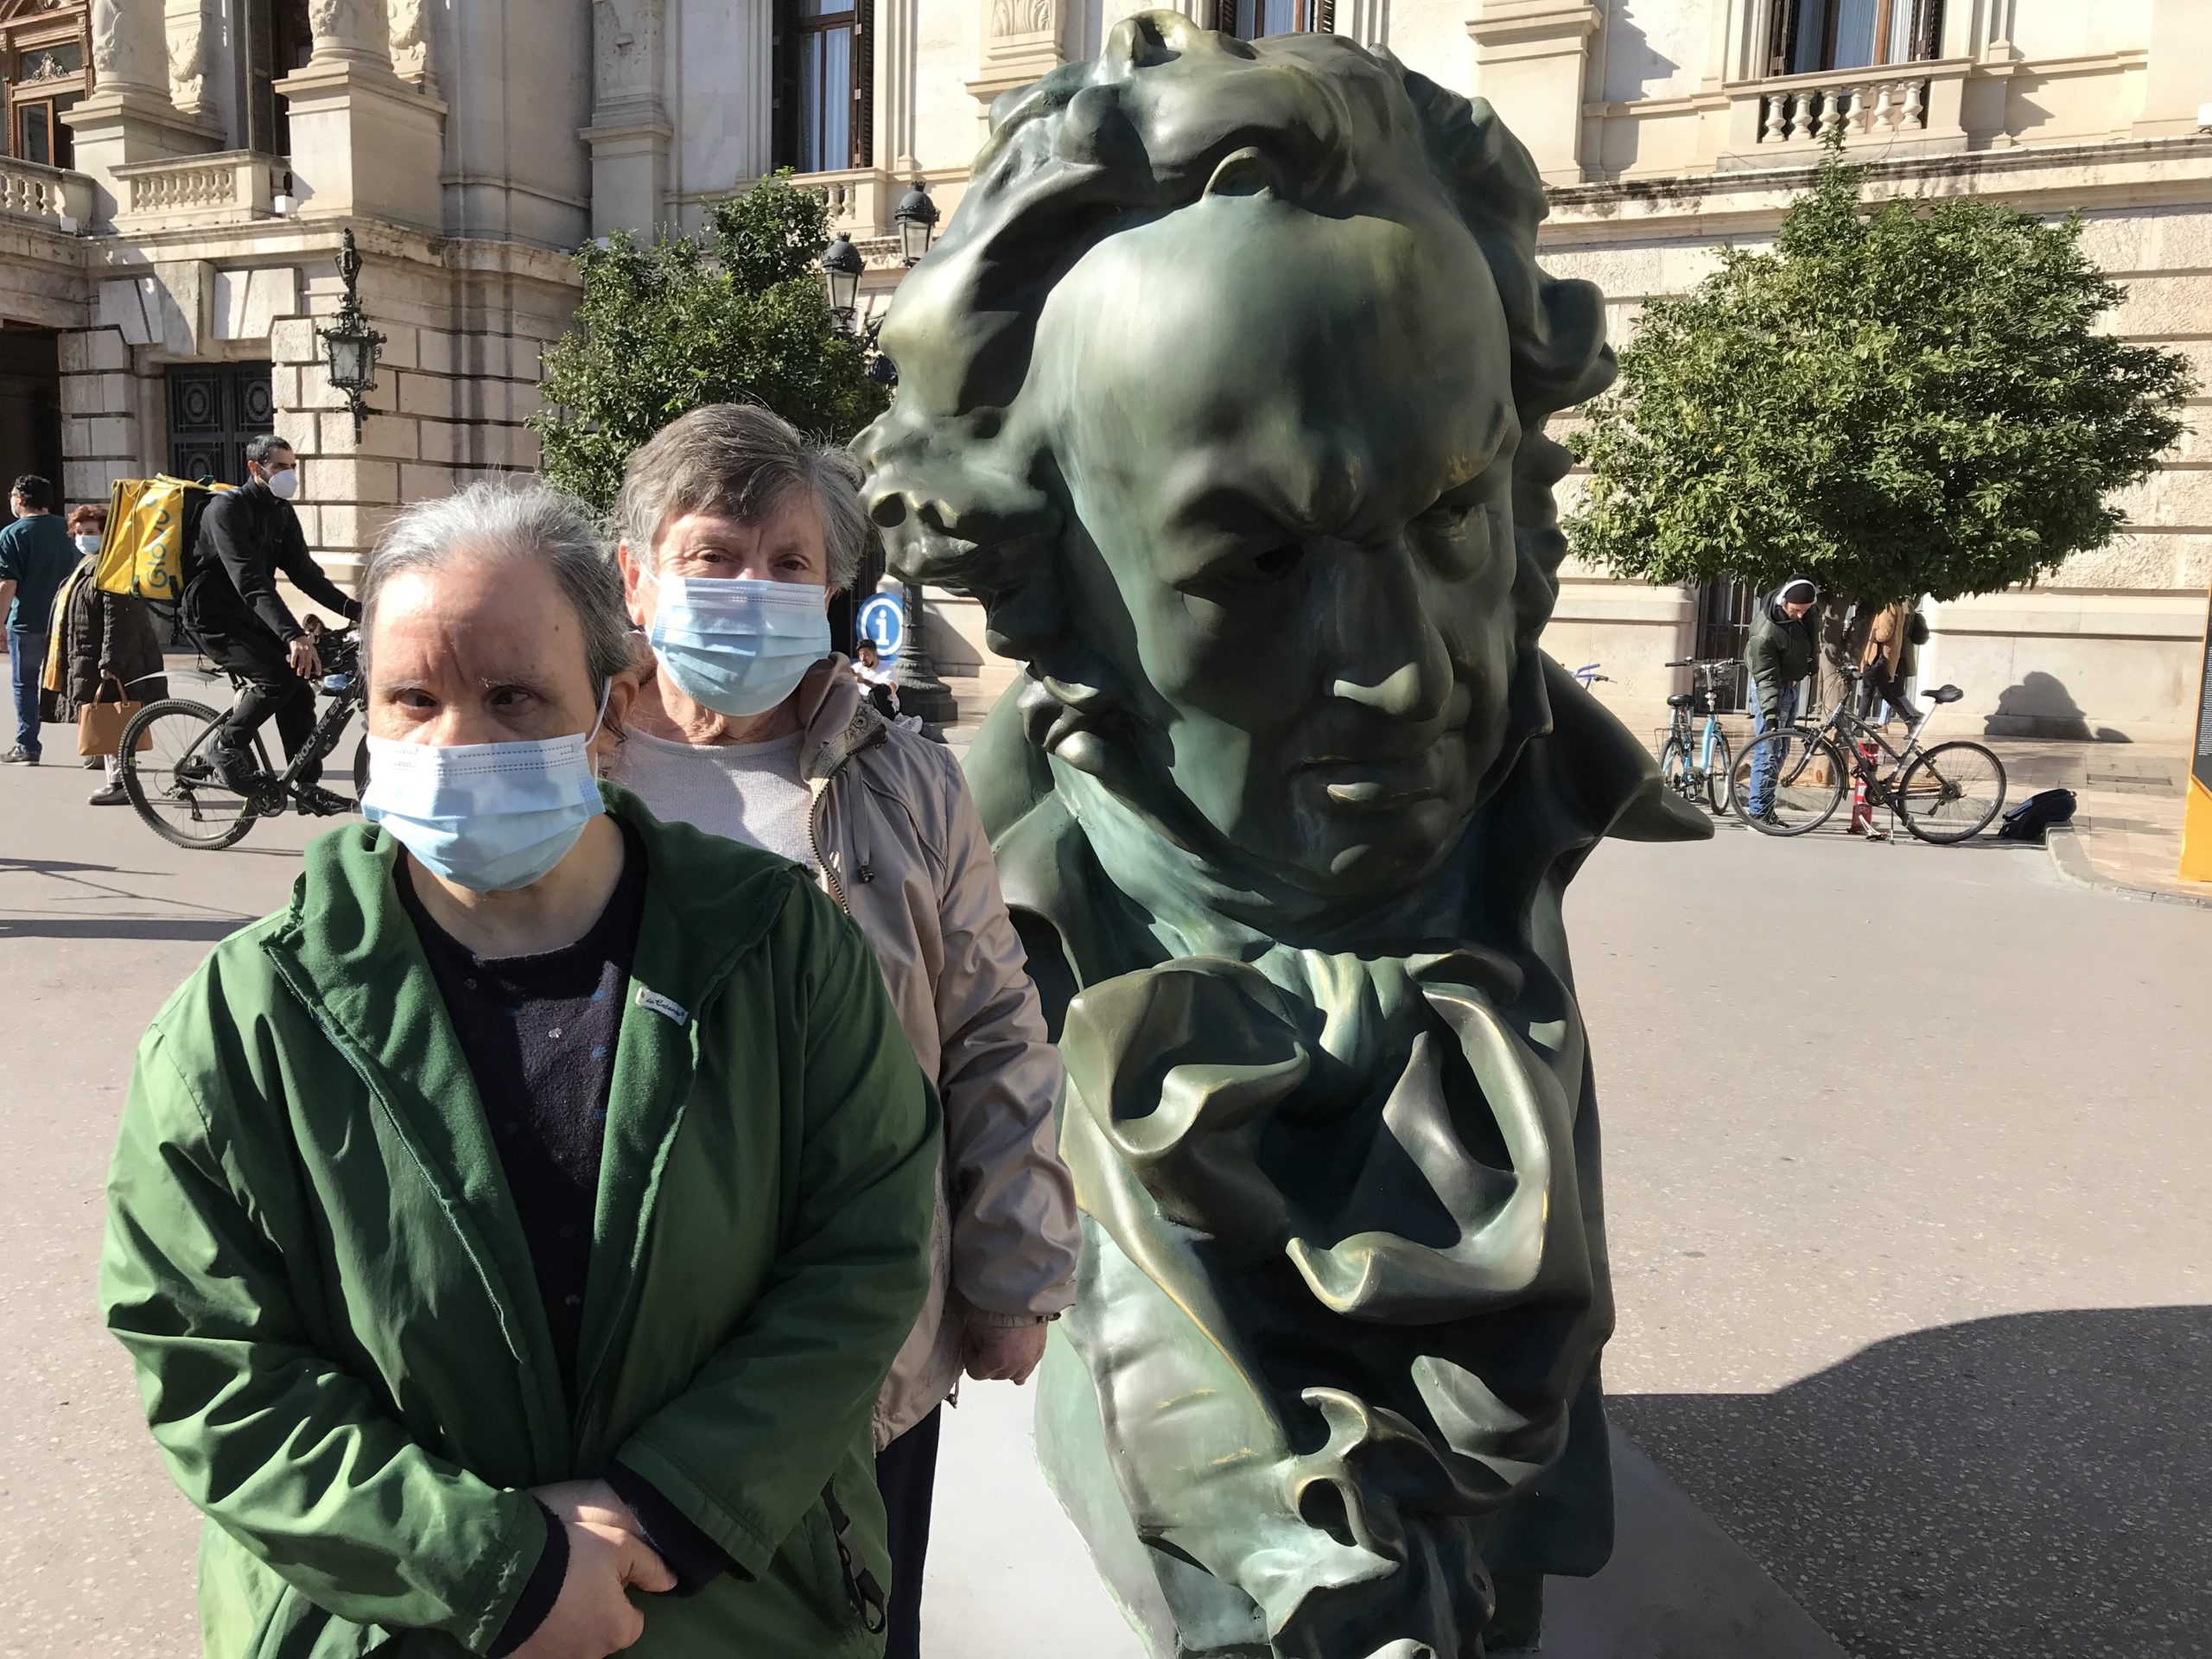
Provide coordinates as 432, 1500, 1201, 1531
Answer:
308, 0, 394, 66
582, 0, 672, 238
280, 0, 448, 231
1466, 0, 1600, 187
67, 0, 219, 230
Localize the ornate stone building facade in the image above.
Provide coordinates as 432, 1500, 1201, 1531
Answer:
3, 0, 2207, 732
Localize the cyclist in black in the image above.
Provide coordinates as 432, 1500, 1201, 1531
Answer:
184, 434, 359, 804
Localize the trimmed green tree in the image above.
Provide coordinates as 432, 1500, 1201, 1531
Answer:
532, 175, 887, 512
1565, 134, 2193, 613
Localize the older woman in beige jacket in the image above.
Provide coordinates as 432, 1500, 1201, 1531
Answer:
601, 402, 1079, 1659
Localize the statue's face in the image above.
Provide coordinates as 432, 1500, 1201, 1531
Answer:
1032, 190, 1523, 900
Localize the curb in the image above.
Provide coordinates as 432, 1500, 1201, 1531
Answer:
2044, 823, 2212, 910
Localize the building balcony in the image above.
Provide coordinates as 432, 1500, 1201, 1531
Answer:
111, 150, 289, 235
0, 156, 91, 233
1719, 59, 1974, 168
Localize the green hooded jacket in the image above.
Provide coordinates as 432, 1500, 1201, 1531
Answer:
99, 788, 941, 1659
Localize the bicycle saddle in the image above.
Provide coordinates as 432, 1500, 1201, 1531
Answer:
1666, 692, 1698, 709
1923, 685, 1964, 704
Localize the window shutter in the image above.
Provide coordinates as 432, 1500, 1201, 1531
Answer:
853, 0, 874, 169
772, 0, 798, 169
1208, 0, 1234, 34
1766, 0, 1796, 75
1312, 0, 1334, 31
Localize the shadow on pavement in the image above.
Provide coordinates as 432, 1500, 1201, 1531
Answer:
1611, 1307, 2212, 1659
0, 916, 251, 942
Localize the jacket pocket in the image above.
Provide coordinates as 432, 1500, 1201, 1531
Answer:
789, 1477, 889, 1639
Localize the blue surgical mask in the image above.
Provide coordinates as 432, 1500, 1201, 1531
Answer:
361, 687, 611, 893
645, 570, 830, 717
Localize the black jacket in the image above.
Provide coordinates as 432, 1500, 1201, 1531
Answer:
186, 480, 359, 646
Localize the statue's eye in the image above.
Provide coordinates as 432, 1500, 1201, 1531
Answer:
1236, 543, 1302, 584
1413, 500, 1476, 535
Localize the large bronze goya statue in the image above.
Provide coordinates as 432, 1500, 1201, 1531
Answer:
859, 16, 1707, 1655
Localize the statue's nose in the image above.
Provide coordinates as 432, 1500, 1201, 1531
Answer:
1323, 547, 1452, 724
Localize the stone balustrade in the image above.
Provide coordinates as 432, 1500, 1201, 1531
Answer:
1722, 59, 1971, 162
0, 156, 92, 232
112, 150, 286, 232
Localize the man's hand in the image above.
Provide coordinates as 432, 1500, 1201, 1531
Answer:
963, 1320, 1049, 1385
511, 1517, 674, 1659
286, 635, 322, 680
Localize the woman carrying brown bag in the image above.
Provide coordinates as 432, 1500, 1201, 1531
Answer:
48, 503, 166, 804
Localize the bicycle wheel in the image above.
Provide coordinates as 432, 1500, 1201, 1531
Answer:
1895, 741, 2008, 844
118, 699, 265, 850
1657, 734, 1691, 800
1730, 728, 1847, 836
1704, 730, 1734, 816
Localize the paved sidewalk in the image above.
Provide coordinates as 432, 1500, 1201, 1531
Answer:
1983, 737, 2210, 906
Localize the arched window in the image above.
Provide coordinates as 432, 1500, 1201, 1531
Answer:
1, 0, 90, 169
1769, 0, 1942, 76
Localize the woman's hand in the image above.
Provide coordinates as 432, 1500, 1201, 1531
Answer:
963, 1319, 1049, 1384
533, 1478, 642, 1538
512, 1516, 674, 1659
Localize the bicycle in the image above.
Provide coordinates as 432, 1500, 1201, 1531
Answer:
1656, 658, 1738, 815
1729, 664, 2007, 843
1570, 662, 1611, 691
117, 625, 368, 850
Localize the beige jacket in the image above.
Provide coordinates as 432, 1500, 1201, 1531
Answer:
781, 658, 1077, 1446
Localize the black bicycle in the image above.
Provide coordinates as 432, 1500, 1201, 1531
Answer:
118, 626, 368, 850
1730, 664, 2007, 843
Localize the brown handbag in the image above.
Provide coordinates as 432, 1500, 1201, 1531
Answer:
77, 678, 149, 757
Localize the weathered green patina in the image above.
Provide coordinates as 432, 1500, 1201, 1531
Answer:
859, 16, 1707, 1654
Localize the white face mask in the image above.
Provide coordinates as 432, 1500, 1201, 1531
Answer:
264, 467, 300, 501
74, 533, 101, 556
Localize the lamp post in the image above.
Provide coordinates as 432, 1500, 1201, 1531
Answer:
317, 229, 386, 442
819, 184, 957, 721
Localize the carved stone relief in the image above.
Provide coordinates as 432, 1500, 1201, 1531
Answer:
92, 0, 167, 92
165, 1, 206, 111
593, 0, 664, 106
389, 0, 433, 85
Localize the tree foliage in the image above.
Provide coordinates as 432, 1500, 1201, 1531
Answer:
532, 175, 887, 512
1565, 137, 2193, 607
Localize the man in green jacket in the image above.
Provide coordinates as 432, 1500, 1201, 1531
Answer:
1741, 576, 1819, 822
101, 480, 940, 1658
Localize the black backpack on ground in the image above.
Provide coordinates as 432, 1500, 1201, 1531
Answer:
1997, 788, 2077, 843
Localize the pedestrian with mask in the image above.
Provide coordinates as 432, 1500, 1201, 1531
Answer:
102, 480, 940, 1658
1742, 575, 1819, 824
0, 474, 76, 765
605, 403, 1079, 1659
185, 434, 359, 805
49, 503, 167, 804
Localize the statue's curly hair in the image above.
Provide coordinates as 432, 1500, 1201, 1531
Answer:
857, 11, 1612, 769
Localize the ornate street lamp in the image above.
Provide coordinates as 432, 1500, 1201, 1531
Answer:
893, 178, 939, 267
317, 229, 386, 442
820, 232, 864, 334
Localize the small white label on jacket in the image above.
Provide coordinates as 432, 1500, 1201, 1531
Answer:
636, 988, 689, 1027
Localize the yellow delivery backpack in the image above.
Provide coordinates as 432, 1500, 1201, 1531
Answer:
94, 474, 233, 603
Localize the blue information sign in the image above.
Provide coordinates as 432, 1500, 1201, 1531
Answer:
857, 592, 905, 658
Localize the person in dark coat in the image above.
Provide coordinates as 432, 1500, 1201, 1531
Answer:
183, 433, 359, 803
1741, 575, 1819, 822
49, 504, 167, 804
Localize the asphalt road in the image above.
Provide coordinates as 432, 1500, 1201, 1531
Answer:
3, 746, 2206, 1657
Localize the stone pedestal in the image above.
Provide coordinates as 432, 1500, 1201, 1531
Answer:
65, 89, 219, 232
276, 60, 448, 233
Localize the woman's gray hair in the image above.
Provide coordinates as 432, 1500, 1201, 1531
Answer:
613, 402, 869, 589
360, 480, 636, 697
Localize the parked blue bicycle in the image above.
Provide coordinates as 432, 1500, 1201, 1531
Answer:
1657, 658, 1738, 816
